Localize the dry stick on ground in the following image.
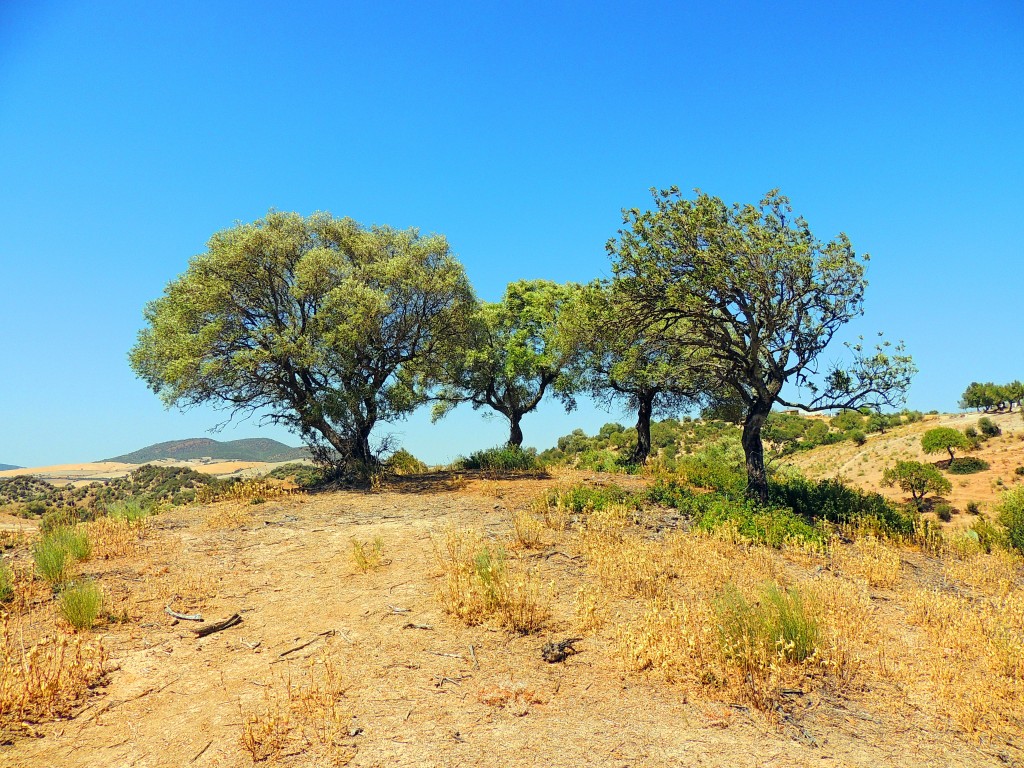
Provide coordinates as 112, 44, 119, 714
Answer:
192, 613, 242, 638
277, 630, 336, 658
165, 605, 204, 622
402, 623, 434, 631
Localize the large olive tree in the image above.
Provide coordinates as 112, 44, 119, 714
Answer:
610, 188, 915, 501
130, 210, 475, 475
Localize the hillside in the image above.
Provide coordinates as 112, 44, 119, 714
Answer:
103, 437, 309, 464
784, 410, 1024, 520
0, 464, 21, 472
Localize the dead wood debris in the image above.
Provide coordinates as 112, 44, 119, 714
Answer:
542, 637, 582, 663
192, 613, 242, 638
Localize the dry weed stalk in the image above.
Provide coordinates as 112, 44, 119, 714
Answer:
350, 537, 385, 572
433, 527, 550, 633
511, 508, 544, 549
88, 515, 149, 559
830, 536, 903, 588
0, 615, 107, 729
197, 479, 300, 505
240, 653, 352, 764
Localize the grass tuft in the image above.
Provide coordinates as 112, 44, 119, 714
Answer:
58, 580, 104, 630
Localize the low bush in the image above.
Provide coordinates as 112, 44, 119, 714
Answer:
935, 504, 953, 522
716, 582, 819, 664
456, 446, 539, 471
33, 536, 70, 584
1015, 466, 1024, 477
545, 483, 638, 513
105, 499, 151, 524
58, 580, 104, 630
385, 449, 429, 475
265, 462, 324, 488
995, 486, 1024, 553
0, 561, 13, 603
351, 537, 385, 572
850, 430, 867, 446
949, 457, 990, 474
978, 417, 1002, 438
648, 480, 824, 547
971, 516, 1008, 553
770, 476, 916, 537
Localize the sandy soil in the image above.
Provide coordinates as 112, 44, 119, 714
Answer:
1, 472, 1014, 768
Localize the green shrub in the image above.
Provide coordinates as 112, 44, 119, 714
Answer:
995, 486, 1024, 553
648, 479, 824, 547
266, 462, 324, 488
971, 516, 1008, 553
934, 504, 953, 522
40, 508, 82, 534
849, 430, 867, 446
1015, 466, 1024, 477
546, 483, 638, 513
22, 500, 48, 517
33, 536, 70, 584
769, 475, 916, 537
59, 580, 103, 630
456, 445, 539, 471
105, 498, 151, 523
48, 527, 91, 561
948, 457, 990, 474
385, 449, 429, 475
964, 425, 979, 440
978, 417, 1002, 438
0, 561, 13, 603
716, 583, 819, 664
966, 500, 981, 515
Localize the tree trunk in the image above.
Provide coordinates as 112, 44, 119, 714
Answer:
947, 447, 955, 463
742, 401, 772, 503
508, 414, 524, 448
631, 391, 655, 465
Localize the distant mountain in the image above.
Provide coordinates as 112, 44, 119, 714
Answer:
0, 464, 22, 472
103, 438, 310, 464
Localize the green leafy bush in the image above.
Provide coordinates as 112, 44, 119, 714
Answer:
966, 500, 981, 515
385, 449, 429, 475
456, 446, 539, 471
971, 516, 1008, 553
105, 498, 152, 523
850, 430, 867, 446
33, 536, 70, 584
948, 457, 990, 474
59, 580, 103, 630
995, 486, 1024, 553
648, 480, 824, 547
978, 417, 1002, 437
934, 504, 953, 522
769, 476, 916, 537
546, 483, 639, 513
0, 561, 13, 603
266, 462, 324, 488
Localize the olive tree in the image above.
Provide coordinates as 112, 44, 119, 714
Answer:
882, 460, 951, 508
432, 279, 581, 447
130, 211, 475, 475
610, 188, 915, 501
920, 427, 971, 463
561, 280, 705, 464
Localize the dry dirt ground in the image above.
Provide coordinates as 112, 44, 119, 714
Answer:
2, 471, 1021, 768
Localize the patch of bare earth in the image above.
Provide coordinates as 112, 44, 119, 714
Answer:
1, 471, 1020, 767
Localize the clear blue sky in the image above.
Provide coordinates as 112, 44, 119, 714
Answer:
1, 1, 1022, 467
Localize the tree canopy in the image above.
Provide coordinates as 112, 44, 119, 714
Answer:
431, 279, 581, 447
609, 188, 915, 500
920, 427, 971, 463
560, 280, 706, 463
130, 210, 475, 476
881, 460, 951, 508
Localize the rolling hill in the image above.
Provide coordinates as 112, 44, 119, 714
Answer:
0, 464, 22, 472
103, 437, 309, 464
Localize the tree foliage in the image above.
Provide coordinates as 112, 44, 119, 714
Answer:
130, 211, 475, 476
431, 280, 581, 447
881, 460, 951, 507
561, 281, 706, 463
960, 381, 1024, 413
920, 427, 971, 463
609, 188, 915, 500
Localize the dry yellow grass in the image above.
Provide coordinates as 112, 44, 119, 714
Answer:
0, 616, 107, 732
240, 651, 353, 764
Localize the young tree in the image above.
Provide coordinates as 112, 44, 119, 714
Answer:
431, 280, 581, 447
610, 188, 915, 501
921, 427, 972, 463
130, 211, 475, 475
882, 460, 952, 508
561, 281, 705, 464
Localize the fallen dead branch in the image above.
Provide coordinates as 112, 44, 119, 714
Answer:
192, 613, 242, 638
